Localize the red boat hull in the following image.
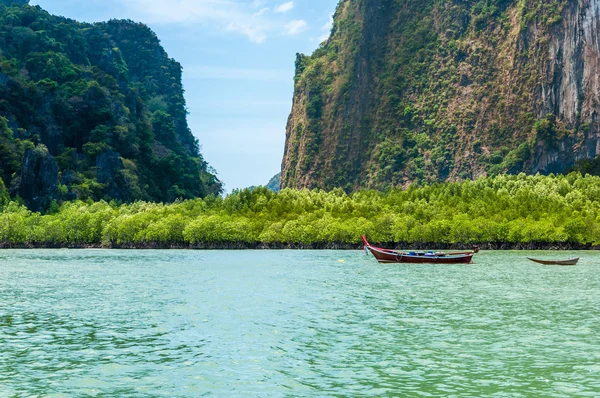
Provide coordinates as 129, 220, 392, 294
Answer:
362, 236, 475, 264
366, 246, 473, 264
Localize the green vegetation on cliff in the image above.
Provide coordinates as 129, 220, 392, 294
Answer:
1, 173, 599, 248
0, 2, 221, 211
282, 0, 599, 191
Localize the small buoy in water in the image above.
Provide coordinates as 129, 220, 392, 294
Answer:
338, 260, 345, 263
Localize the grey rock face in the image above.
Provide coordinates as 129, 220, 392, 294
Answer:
531, 0, 600, 173
96, 151, 127, 201
18, 146, 59, 212
282, 0, 600, 191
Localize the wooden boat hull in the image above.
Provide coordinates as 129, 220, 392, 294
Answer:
367, 246, 473, 264
361, 236, 475, 264
527, 258, 579, 266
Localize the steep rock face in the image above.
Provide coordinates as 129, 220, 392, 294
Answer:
16, 146, 58, 212
96, 151, 128, 201
532, 0, 600, 172
0, 176, 9, 207
282, 0, 600, 191
0, 3, 222, 207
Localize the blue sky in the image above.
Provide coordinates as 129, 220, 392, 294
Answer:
29, 0, 339, 192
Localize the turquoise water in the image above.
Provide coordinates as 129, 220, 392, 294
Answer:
1, 250, 599, 397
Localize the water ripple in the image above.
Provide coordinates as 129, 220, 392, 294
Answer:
0, 250, 599, 396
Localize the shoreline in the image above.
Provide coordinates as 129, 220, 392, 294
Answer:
0, 242, 598, 250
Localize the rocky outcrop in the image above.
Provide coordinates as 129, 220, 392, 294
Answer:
0, 177, 8, 207
16, 146, 58, 212
0, 4, 222, 206
282, 0, 600, 191
531, 0, 600, 172
266, 173, 281, 192
96, 151, 128, 202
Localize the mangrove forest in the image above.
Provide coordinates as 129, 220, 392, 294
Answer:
1, 173, 599, 249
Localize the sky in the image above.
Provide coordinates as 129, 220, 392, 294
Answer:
29, 0, 339, 192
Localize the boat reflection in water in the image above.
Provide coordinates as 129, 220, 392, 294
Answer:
362, 236, 479, 264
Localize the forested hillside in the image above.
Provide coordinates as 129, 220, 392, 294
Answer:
282, 0, 600, 191
0, 1, 221, 211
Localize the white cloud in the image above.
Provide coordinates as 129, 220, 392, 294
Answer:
285, 19, 307, 35
122, 0, 275, 43
274, 1, 294, 13
253, 7, 269, 17
117, 0, 310, 43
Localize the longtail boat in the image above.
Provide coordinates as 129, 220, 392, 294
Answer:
527, 257, 579, 266
362, 236, 478, 264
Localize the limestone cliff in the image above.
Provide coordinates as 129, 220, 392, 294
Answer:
15, 145, 58, 212
0, 2, 222, 209
282, 0, 600, 190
